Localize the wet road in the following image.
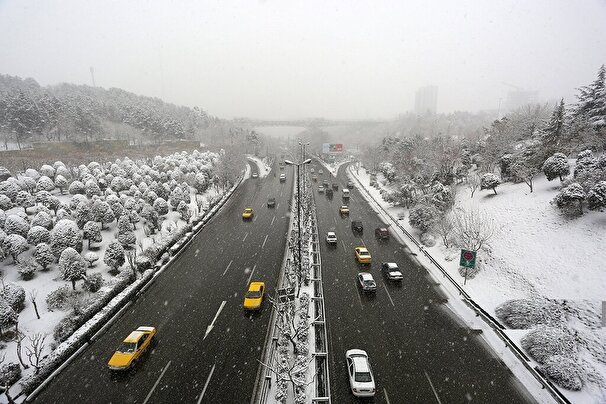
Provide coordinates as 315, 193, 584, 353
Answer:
313, 161, 534, 404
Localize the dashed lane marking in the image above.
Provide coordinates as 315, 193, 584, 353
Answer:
262, 234, 269, 249
197, 363, 216, 404
247, 264, 257, 285
383, 283, 395, 307
142, 360, 172, 404
222, 260, 233, 276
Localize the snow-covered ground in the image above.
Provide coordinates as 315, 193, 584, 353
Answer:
314, 155, 352, 177
348, 163, 606, 404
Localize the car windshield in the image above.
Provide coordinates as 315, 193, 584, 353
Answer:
246, 291, 262, 299
363, 280, 375, 286
117, 342, 137, 353
360, 251, 369, 256
355, 371, 372, 382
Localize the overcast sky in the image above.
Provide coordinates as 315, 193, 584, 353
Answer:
1, 0, 605, 120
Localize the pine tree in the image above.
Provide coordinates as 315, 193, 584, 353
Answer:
543, 99, 566, 146
575, 64, 606, 127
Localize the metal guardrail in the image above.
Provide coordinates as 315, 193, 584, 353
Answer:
345, 164, 570, 404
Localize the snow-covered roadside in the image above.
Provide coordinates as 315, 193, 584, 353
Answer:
347, 165, 559, 404
314, 155, 351, 178
247, 155, 272, 178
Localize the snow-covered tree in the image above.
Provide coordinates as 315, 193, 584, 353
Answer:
542, 98, 566, 147
542, 153, 570, 182
74, 202, 91, 228
3, 234, 28, 263
83, 221, 102, 248
153, 197, 169, 216
39, 164, 55, 179
0, 195, 11, 210
574, 64, 606, 127
50, 219, 82, 256
15, 190, 35, 211
59, 247, 86, 290
0, 167, 11, 182
84, 179, 101, 199
4, 214, 30, 237
408, 204, 438, 232
30, 211, 52, 230
18, 259, 38, 280
141, 203, 160, 233
36, 175, 55, 192
117, 215, 136, 248
24, 168, 40, 180
27, 226, 50, 245
586, 181, 606, 211
0, 299, 18, 334
34, 242, 54, 270
480, 173, 500, 195
68, 180, 85, 195
0, 181, 21, 202
54, 175, 68, 194
573, 150, 597, 179
510, 159, 540, 193
104, 241, 125, 272
554, 183, 586, 215
177, 200, 191, 222
91, 200, 115, 229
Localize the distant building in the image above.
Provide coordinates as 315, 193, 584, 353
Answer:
415, 85, 438, 115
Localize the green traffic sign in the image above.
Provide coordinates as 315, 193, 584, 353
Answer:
460, 249, 476, 268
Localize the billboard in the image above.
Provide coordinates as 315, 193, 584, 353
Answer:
322, 143, 343, 154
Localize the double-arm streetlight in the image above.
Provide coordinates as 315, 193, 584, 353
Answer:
284, 157, 311, 288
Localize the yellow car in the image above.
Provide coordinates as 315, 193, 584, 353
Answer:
242, 208, 254, 219
355, 247, 372, 264
108, 326, 156, 370
243, 281, 265, 310
339, 205, 350, 215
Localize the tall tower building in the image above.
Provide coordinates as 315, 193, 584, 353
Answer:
415, 85, 438, 115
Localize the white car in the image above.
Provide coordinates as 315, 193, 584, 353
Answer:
318, 169, 324, 174
346, 349, 376, 397
357, 272, 376, 292
252, 172, 259, 178
382, 262, 403, 281
326, 232, 337, 244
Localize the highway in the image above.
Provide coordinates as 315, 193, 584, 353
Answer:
312, 162, 535, 403
34, 161, 292, 404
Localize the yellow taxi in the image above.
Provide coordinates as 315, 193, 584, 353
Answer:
354, 247, 372, 264
339, 205, 350, 215
107, 326, 156, 370
243, 281, 265, 310
242, 208, 254, 219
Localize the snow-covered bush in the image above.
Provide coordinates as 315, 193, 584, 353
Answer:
542, 152, 570, 182
17, 258, 38, 280
54, 175, 68, 194
85, 179, 102, 198
36, 176, 55, 192
520, 326, 578, 364
34, 243, 54, 270
1, 283, 26, 312
553, 183, 586, 215
104, 241, 125, 272
420, 232, 436, 247
45, 285, 72, 311
0, 166, 11, 181
83, 273, 103, 292
83, 221, 102, 248
408, 204, 438, 232
24, 168, 40, 180
586, 180, 606, 211
39, 164, 55, 179
495, 298, 565, 329
15, 190, 35, 211
0, 362, 21, 387
59, 248, 86, 290
0, 195, 11, 210
91, 200, 115, 229
4, 214, 30, 238
0, 210, 5, 229
480, 173, 500, 195
378, 161, 397, 182
55, 164, 70, 179
50, 219, 83, 257
177, 200, 191, 222
153, 197, 169, 216
31, 211, 52, 229
53, 316, 80, 343
0, 299, 17, 333
27, 225, 50, 245
3, 234, 28, 263
68, 180, 85, 195
539, 355, 584, 390
0, 181, 21, 202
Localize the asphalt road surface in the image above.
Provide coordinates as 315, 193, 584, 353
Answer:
312, 162, 535, 404
34, 161, 292, 404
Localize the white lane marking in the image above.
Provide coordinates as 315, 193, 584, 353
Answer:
355, 288, 363, 308
424, 370, 443, 404
247, 264, 257, 285
341, 240, 347, 251
383, 283, 395, 307
143, 360, 172, 404
271, 216, 276, 226
333, 217, 337, 225
262, 234, 269, 248
242, 232, 249, 242
280, 189, 283, 197
222, 260, 233, 276
204, 301, 227, 340
197, 363, 216, 404
384, 388, 391, 404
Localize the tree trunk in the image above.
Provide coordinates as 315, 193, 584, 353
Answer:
492, 187, 497, 195
71, 279, 76, 290
33, 301, 40, 319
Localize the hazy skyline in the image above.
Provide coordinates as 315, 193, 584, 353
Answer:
1, 0, 605, 120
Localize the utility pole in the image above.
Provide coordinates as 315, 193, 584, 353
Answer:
89, 67, 96, 87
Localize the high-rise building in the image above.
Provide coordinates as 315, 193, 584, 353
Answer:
415, 85, 438, 115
